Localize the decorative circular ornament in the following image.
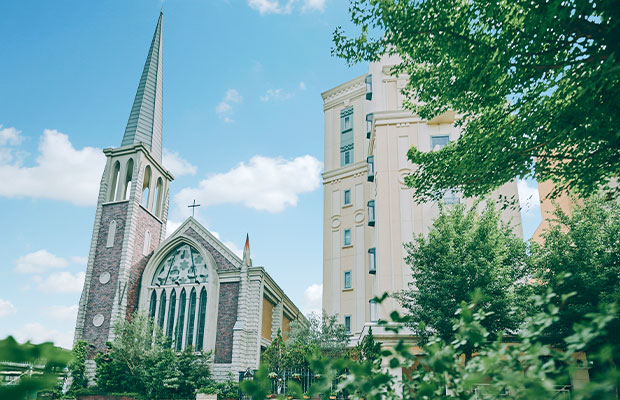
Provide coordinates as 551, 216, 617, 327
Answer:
93, 314, 104, 327
331, 217, 341, 229
99, 272, 110, 284
354, 211, 365, 224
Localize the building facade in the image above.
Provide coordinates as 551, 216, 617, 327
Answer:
321, 55, 523, 340
74, 12, 304, 382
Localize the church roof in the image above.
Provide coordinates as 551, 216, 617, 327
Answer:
121, 12, 164, 161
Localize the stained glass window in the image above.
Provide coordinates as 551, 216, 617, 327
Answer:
149, 291, 157, 320
196, 288, 207, 351
157, 291, 166, 330
186, 288, 196, 348
166, 289, 176, 338
175, 289, 186, 351
152, 243, 208, 286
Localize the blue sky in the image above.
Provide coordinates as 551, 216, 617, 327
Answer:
0, 0, 541, 349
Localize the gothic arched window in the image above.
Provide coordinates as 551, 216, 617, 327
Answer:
157, 290, 166, 330
123, 158, 134, 201
149, 290, 157, 320
196, 287, 207, 351
186, 288, 196, 348
175, 289, 187, 351
142, 166, 151, 208
153, 178, 163, 217
109, 161, 121, 201
166, 289, 177, 339
148, 242, 209, 351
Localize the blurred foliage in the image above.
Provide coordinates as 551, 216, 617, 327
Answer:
333, 0, 620, 202
0, 336, 71, 400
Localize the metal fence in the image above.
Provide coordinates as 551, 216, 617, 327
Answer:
239, 368, 348, 400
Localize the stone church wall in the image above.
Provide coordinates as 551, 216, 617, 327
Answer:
82, 202, 128, 351
185, 227, 236, 271
125, 205, 163, 316
215, 282, 240, 363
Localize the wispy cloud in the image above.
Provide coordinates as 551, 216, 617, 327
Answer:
175, 154, 322, 214
216, 89, 243, 123
0, 299, 16, 318
302, 283, 322, 316
11, 322, 74, 349
34, 271, 85, 294
260, 88, 294, 102
248, 0, 326, 14
15, 250, 68, 274
163, 149, 197, 176
0, 125, 22, 145
299, 81, 306, 90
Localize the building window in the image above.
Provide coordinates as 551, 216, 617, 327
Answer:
344, 315, 352, 334
142, 230, 151, 256
166, 289, 177, 338
367, 156, 375, 182
368, 200, 375, 227
344, 271, 352, 289
369, 299, 378, 322
157, 291, 167, 330
106, 220, 117, 248
175, 289, 187, 351
366, 113, 373, 139
141, 166, 151, 208
340, 107, 354, 167
368, 248, 376, 274
109, 161, 121, 201
196, 288, 207, 351
343, 189, 351, 206
123, 158, 134, 201
431, 135, 450, 151
186, 288, 197, 348
365, 74, 372, 100
148, 290, 157, 320
152, 178, 163, 217
344, 229, 351, 247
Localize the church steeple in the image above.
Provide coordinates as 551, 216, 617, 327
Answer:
121, 12, 164, 161
243, 234, 252, 267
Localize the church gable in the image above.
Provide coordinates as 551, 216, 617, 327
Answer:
167, 218, 241, 272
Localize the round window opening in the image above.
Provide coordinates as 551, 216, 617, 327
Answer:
99, 272, 111, 284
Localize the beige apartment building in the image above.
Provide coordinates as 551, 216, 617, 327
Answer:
321, 56, 523, 341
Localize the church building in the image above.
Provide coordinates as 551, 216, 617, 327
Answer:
73, 12, 304, 382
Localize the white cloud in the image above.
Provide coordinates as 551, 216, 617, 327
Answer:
43, 304, 79, 324
0, 128, 105, 205
12, 323, 74, 349
15, 250, 68, 274
0, 125, 22, 145
248, 0, 325, 14
0, 299, 16, 318
34, 271, 85, 294
163, 148, 197, 176
302, 283, 322, 316
216, 89, 243, 122
70, 256, 88, 265
175, 155, 322, 214
166, 220, 183, 238
518, 179, 541, 215
249, 0, 287, 14
299, 81, 306, 90
260, 88, 294, 102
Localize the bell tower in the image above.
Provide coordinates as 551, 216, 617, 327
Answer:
74, 12, 174, 351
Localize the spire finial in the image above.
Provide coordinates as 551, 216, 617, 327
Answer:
242, 234, 251, 267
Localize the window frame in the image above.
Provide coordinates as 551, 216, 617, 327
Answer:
430, 135, 450, 151
344, 271, 352, 289
343, 229, 352, 247
343, 189, 352, 206
344, 315, 352, 334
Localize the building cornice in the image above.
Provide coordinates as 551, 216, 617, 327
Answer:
104, 143, 175, 181
322, 75, 367, 110
322, 162, 367, 184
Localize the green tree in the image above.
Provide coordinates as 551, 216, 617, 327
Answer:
359, 327, 381, 364
95, 313, 212, 399
333, 0, 619, 202
66, 340, 88, 396
400, 202, 529, 351
262, 329, 287, 371
530, 195, 620, 349
287, 312, 349, 359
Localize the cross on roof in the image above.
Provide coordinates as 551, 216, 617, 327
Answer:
188, 199, 201, 217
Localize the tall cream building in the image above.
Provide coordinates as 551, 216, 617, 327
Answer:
321, 56, 523, 340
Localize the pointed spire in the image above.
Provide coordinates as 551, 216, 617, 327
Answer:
121, 12, 164, 161
242, 234, 252, 267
